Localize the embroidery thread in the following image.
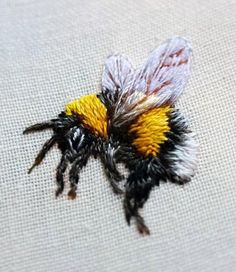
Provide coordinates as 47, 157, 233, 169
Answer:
24, 37, 198, 235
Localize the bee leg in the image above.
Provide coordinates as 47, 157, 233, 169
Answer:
124, 195, 151, 236
28, 135, 57, 174
124, 174, 154, 235
67, 151, 90, 200
109, 178, 124, 195
101, 146, 124, 195
23, 121, 54, 134
55, 152, 70, 197
102, 159, 124, 195
168, 174, 191, 185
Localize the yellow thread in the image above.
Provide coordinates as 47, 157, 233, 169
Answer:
65, 94, 107, 138
129, 107, 171, 157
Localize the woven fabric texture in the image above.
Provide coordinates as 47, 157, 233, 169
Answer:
1, 0, 236, 271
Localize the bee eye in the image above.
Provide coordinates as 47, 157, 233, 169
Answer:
69, 127, 85, 151
72, 128, 81, 141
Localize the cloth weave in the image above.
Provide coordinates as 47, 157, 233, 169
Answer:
1, 0, 236, 271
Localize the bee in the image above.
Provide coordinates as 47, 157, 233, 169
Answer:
24, 37, 198, 235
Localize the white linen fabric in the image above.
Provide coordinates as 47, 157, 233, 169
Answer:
1, 0, 236, 271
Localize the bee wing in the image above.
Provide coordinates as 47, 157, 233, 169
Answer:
112, 37, 192, 126
102, 54, 134, 97
133, 36, 192, 103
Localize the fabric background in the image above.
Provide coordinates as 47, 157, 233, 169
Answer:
1, 0, 236, 271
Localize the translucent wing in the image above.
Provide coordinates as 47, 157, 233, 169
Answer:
112, 37, 192, 126
101, 54, 134, 99
133, 36, 192, 103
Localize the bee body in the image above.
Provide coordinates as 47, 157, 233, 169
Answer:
24, 37, 198, 235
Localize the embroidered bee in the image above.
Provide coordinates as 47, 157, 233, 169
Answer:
24, 37, 198, 235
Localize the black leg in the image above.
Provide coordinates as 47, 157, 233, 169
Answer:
68, 151, 90, 200
100, 144, 124, 195
23, 122, 54, 134
55, 152, 70, 197
124, 179, 153, 236
109, 177, 124, 195
124, 195, 150, 235
28, 135, 57, 174
101, 157, 124, 195
168, 174, 191, 185
123, 157, 163, 235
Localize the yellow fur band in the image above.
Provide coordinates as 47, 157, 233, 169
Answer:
65, 94, 108, 138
